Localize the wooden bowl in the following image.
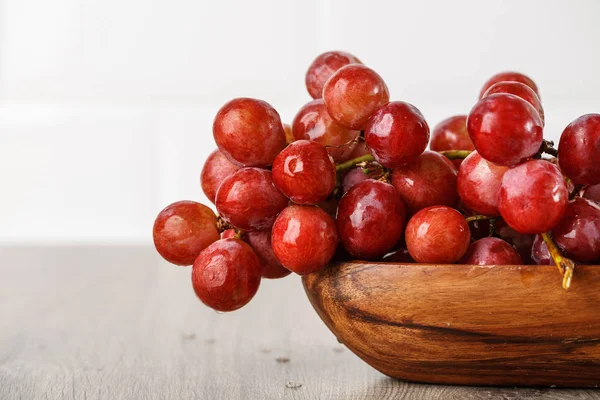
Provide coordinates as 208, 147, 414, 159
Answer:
303, 261, 600, 387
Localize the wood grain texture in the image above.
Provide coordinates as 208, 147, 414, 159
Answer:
303, 261, 600, 388
0, 246, 599, 399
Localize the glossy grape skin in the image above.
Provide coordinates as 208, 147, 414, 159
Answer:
364, 101, 430, 168
153, 201, 220, 266
499, 160, 568, 234
342, 166, 383, 194
583, 184, 600, 204
430, 115, 474, 168
323, 64, 390, 130
216, 168, 288, 231
213, 98, 286, 167
192, 238, 261, 312
495, 220, 535, 264
246, 230, 291, 279
467, 93, 544, 166
272, 140, 336, 205
457, 151, 508, 216
482, 81, 545, 125
459, 237, 524, 266
271, 205, 338, 275
292, 99, 360, 162
382, 248, 414, 263
391, 151, 458, 215
531, 234, 552, 265
552, 198, 600, 261
200, 150, 241, 204
405, 206, 470, 263
558, 114, 600, 185
479, 71, 539, 99
283, 123, 294, 144
337, 180, 406, 260
305, 51, 361, 99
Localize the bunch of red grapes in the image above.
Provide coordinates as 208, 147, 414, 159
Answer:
153, 51, 600, 312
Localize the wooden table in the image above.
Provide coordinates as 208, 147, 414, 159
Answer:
1, 245, 598, 400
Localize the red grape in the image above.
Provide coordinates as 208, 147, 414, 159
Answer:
323, 64, 390, 130
552, 198, 600, 261
457, 150, 508, 216
271, 205, 338, 275
405, 206, 470, 263
430, 115, 474, 168
499, 160, 568, 234
342, 165, 383, 194
216, 168, 288, 231
382, 248, 414, 263
292, 99, 360, 162
213, 98, 286, 167
364, 101, 430, 168
317, 196, 339, 217
495, 220, 535, 264
337, 180, 406, 260
153, 201, 220, 266
192, 238, 261, 312
283, 123, 294, 144
391, 151, 458, 215
272, 140, 336, 205
479, 71, 539, 99
305, 51, 361, 99
482, 81, 545, 125
347, 140, 371, 158
558, 114, 600, 185
246, 230, 291, 279
467, 93, 543, 166
459, 237, 523, 265
200, 150, 240, 204
531, 234, 552, 265
583, 184, 600, 204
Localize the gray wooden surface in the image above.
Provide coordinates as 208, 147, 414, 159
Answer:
1, 245, 599, 400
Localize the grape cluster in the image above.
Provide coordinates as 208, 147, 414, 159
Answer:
153, 50, 600, 312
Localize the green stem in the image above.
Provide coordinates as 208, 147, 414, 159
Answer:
440, 150, 473, 160
541, 232, 575, 290
335, 154, 375, 172
465, 215, 493, 223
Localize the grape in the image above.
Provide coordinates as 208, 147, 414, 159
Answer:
153, 201, 220, 266
405, 206, 470, 263
323, 64, 390, 130
583, 184, 600, 204
498, 160, 568, 234
271, 205, 338, 275
272, 140, 336, 205
459, 237, 524, 265
391, 151, 458, 215
200, 150, 240, 204
216, 168, 288, 231
382, 248, 414, 263
531, 234, 552, 265
305, 51, 361, 99
479, 71, 539, 99
192, 238, 262, 312
482, 81, 545, 125
246, 230, 291, 279
292, 99, 360, 162
221, 229, 236, 239
337, 180, 406, 260
342, 165, 383, 194
457, 151, 508, 216
213, 98, 286, 167
467, 93, 543, 166
364, 101, 430, 168
552, 198, 600, 261
495, 220, 535, 264
347, 140, 371, 159
558, 114, 600, 185
430, 115, 474, 168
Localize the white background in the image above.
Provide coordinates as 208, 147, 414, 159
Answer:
0, 0, 598, 244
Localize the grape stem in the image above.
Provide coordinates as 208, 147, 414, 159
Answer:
440, 150, 472, 160
216, 216, 233, 233
541, 232, 575, 290
465, 215, 494, 223
540, 139, 559, 157
335, 154, 375, 172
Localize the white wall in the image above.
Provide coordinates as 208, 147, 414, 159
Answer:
0, 0, 599, 243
